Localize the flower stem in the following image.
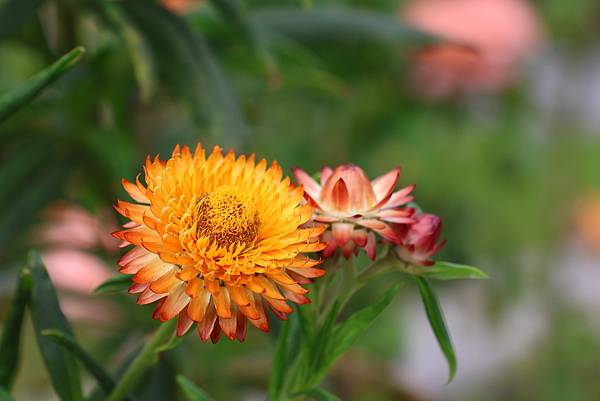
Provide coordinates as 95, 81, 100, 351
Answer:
106, 320, 176, 401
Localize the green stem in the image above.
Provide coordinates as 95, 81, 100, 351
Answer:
105, 320, 176, 401
357, 249, 402, 283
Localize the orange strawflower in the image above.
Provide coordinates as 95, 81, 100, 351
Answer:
293, 165, 415, 260
113, 144, 325, 342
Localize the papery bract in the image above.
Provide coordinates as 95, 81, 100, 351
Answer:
293, 164, 414, 260
394, 213, 446, 266
114, 144, 326, 342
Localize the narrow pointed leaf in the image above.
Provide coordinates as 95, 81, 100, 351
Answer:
118, 1, 249, 147
94, 275, 132, 295
0, 268, 32, 389
176, 375, 215, 401
97, 3, 157, 101
292, 387, 342, 401
422, 262, 488, 281
0, 47, 85, 123
28, 251, 84, 401
314, 284, 401, 382
268, 320, 290, 400
42, 330, 115, 396
251, 7, 437, 45
414, 276, 456, 382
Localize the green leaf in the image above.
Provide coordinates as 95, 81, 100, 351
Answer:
423, 262, 488, 281
0, 268, 32, 389
176, 375, 215, 401
251, 6, 437, 45
0, 387, 16, 401
414, 276, 457, 383
0, 140, 51, 211
0, 0, 47, 39
313, 284, 401, 383
41, 329, 116, 396
0, 47, 85, 123
94, 275, 132, 295
118, 1, 249, 147
97, 3, 157, 102
292, 387, 342, 401
268, 320, 291, 400
0, 165, 67, 251
28, 251, 84, 401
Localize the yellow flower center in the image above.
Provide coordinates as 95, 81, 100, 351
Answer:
196, 186, 260, 249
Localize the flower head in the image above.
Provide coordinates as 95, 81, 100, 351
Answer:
114, 144, 325, 342
394, 213, 446, 266
293, 164, 415, 260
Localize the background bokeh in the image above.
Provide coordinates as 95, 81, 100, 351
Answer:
1, 0, 600, 400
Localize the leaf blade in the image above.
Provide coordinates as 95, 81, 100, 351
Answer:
251, 6, 438, 45
94, 275, 132, 295
0, 47, 85, 123
28, 251, 84, 401
0, 268, 32, 389
42, 329, 115, 396
414, 276, 457, 382
422, 262, 488, 281
268, 320, 291, 400
292, 387, 342, 401
311, 284, 401, 385
176, 375, 215, 401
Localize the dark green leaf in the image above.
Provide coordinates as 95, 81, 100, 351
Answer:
0, 268, 32, 389
268, 320, 290, 400
94, 275, 132, 295
414, 276, 457, 382
0, 140, 51, 211
176, 375, 215, 401
292, 387, 342, 401
42, 330, 116, 396
28, 251, 84, 401
97, 3, 157, 101
309, 300, 340, 383
118, 1, 249, 147
0, 0, 46, 39
0, 165, 67, 250
422, 262, 488, 281
313, 284, 401, 383
0, 47, 85, 123
0, 387, 16, 401
251, 7, 437, 45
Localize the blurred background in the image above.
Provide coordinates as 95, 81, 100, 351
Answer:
1, 0, 600, 400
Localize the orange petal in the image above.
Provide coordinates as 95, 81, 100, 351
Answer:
218, 310, 237, 340
187, 289, 211, 322
122, 177, 149, 203
213, 289, 232, 319
149, 270, 179, 293
157, 284, 189, 322
176, 309, 194, 336
229, 286, 251, 307
198, 303, 218, 342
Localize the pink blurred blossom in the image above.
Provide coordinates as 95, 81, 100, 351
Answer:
401, 0, 543, 98
34, 202, 121, 323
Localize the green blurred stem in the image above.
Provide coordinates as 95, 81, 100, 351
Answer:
105, 320, 176, 401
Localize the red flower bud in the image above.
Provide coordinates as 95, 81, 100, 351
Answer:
394, 214, 446, 266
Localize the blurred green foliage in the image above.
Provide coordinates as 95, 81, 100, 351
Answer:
1, 0, 600, 400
